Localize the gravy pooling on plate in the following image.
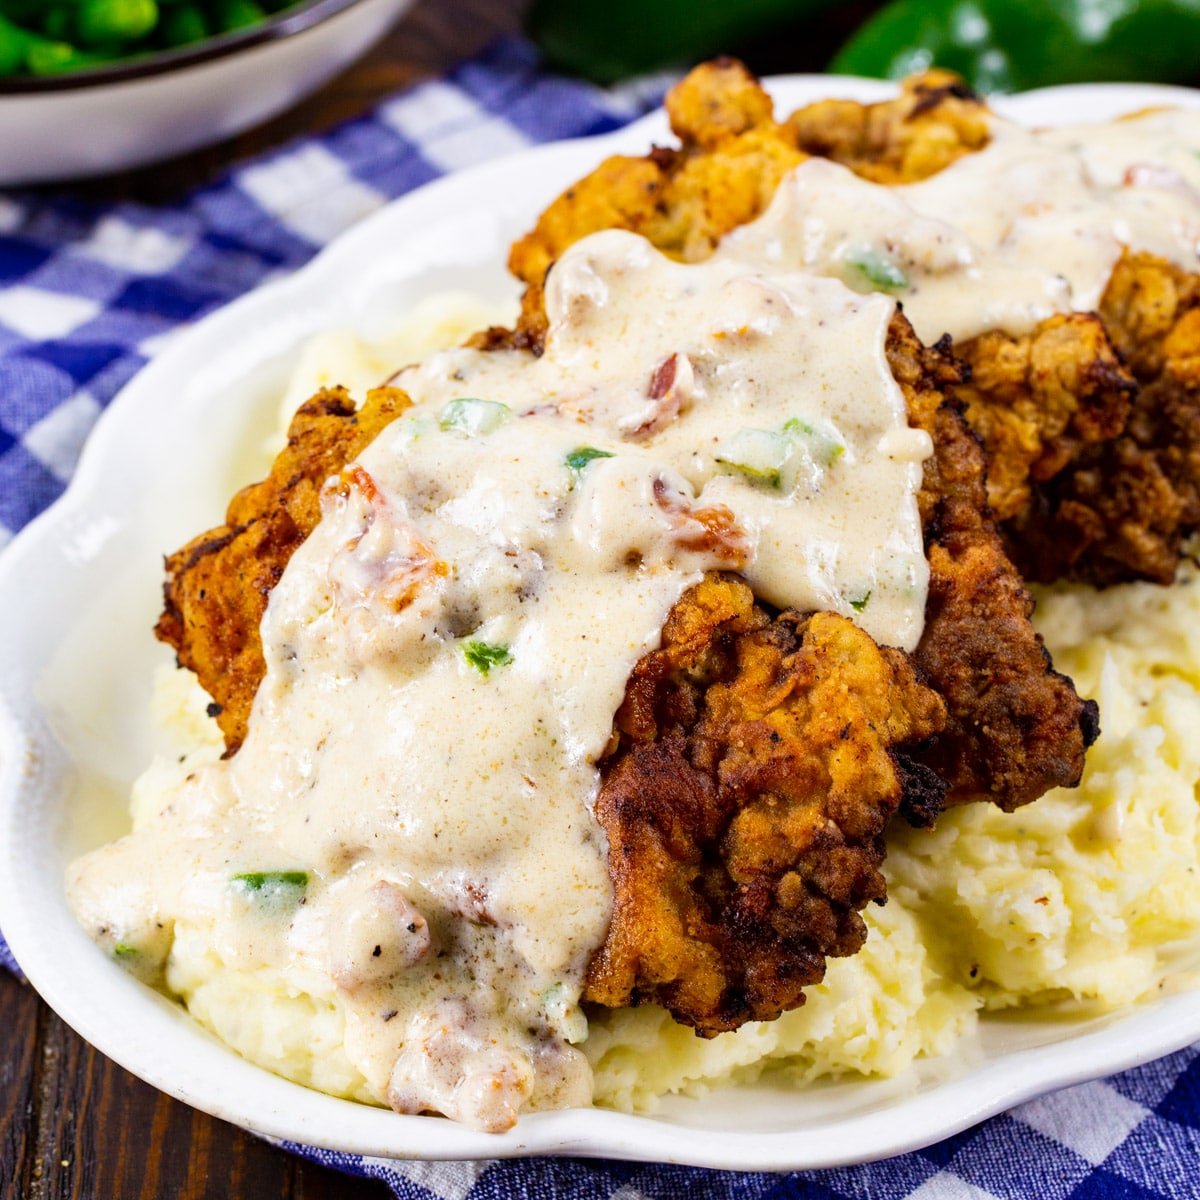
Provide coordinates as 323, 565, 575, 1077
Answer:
67, 222, 929, 1131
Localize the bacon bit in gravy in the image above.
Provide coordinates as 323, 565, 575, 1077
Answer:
653, 476, 750, 563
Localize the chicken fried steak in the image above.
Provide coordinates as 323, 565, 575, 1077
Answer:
588, 576, 945, 1034
154, 62, 1117, 1041
515, 58, 1200, 591
505, 61, 1096, 814
153, 326, 1091, 1036
788, 76, 1200, 588
155, 400, 950, 1035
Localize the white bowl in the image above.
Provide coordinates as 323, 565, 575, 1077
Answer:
0, 0, 409, 185
1, 76, 1199, 1171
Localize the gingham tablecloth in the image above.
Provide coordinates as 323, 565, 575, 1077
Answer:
0, 35, 1197, 1200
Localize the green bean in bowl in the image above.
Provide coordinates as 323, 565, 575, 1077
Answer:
0, 0, 311, 77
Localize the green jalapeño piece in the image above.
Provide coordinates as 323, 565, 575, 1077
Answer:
714, 427, 791, 489
462, 640, 514, 675
783, 417, 846, 468
565, 446, 615, 474
438, 398, 512, 437
231, 870, 309, 900
844, 246, 910, 295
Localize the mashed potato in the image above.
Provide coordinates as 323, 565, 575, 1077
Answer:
139, 297, 1200, 1114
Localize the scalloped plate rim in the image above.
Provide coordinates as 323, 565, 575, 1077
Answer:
1, 74, 1199, 1171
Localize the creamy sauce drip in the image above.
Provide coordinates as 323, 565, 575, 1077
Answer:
728, 108, 1200, 343
68, 225, 926, 1131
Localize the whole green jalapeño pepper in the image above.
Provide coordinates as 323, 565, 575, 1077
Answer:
528, 0, 837, 85
831, 0, 1200, 93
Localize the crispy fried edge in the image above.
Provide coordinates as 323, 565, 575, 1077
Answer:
786, 69, 991, 184
955, 312, 1137, 523
1000, 253, 1200, 585
155, 385, 410, 752
584, 575, 946, 1033
887, 318, 1100, 811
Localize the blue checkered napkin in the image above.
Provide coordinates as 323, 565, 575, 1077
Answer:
0, 37, 659, 546
1, 35, 1198, 1200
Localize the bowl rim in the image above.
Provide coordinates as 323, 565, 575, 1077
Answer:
0, 0, 370, 96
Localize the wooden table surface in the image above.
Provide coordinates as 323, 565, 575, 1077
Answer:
0, 2, 881, 1196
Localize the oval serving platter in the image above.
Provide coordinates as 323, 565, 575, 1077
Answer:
1, 76, 1199, 1171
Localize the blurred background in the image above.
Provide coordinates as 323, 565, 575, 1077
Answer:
4, 0, 1199, 194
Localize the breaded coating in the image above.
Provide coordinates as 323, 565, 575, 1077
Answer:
1005, 253, 1200, 585
507, 58, 804, 348
507, 62, 990, 350
584, 576, 946, 1035
155, 385, 410, 752
505, 58, 1097, 814
955, 313, 1136, 522
786, 69, 991, 184
887, 320, 1100, 812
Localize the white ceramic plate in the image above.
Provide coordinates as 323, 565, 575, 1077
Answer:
2, 76, 1199, 1172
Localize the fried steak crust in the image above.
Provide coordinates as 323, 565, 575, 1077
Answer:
155, 385, 410, 752
505, 59, 1096, 814
785, 69, 991, 184
505, 58, 805, 350
954, 313, 1137, 525
887, 321, 1100, 812
1004, 253, 1200, 585
153, 60, 1114, 1038
585, 576, 945, 1034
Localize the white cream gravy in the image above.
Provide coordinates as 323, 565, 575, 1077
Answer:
68, 226, 926, 1131
730, 108, 1200, 343
67, 102, 1200, 1133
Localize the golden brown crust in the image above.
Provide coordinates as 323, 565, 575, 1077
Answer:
786, 69, 991, 184
154, 385, 410, 751
1004, 253, 1200, 585
584, 576, 946, 1034
955, 314, 1136, 523
508, 59, 804, 348
885, 318, 1099, 811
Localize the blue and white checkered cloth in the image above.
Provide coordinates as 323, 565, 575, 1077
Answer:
1, 35, 1197, 1200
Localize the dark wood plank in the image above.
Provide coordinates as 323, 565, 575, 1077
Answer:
0, 974, 42, 1198
0, 973, 390, 1199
